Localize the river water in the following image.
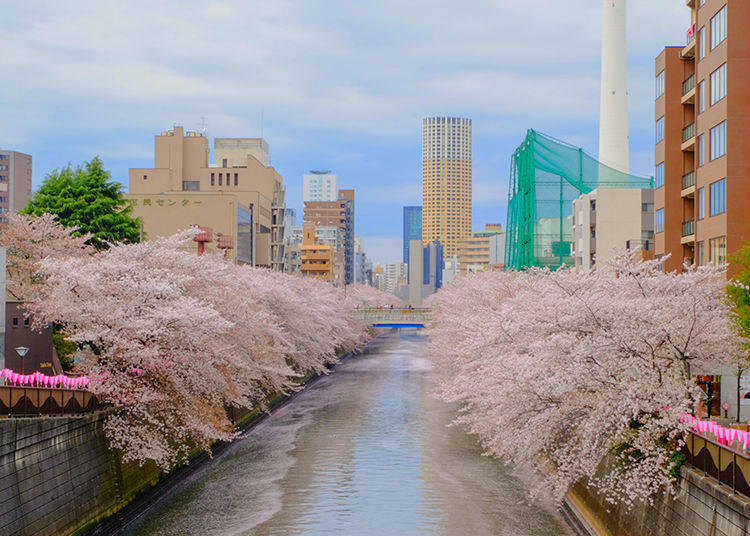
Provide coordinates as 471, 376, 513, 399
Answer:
125, 331, 572, 536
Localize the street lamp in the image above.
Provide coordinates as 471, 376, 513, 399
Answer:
15, 346, 29, 375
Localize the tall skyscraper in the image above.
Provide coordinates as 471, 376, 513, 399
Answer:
0, 148, 32, 220
422, 117, 472, 259
654, 1, 747, 274
403, 206, 422, 263
303, 171, 338, 202
599, 0, 629, 173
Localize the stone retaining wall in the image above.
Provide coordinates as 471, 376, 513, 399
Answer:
569, 466, 750, 536
0, 412, 160, 536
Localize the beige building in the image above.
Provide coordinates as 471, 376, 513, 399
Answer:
300, 222, 334, 282
456, 225, 505, 274
127, 126, 285, 269
422, 117, 472, 259
0, 148, 32, 221
571, 188, 654, 269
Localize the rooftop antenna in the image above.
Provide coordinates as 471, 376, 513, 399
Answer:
199, 116, 207, 137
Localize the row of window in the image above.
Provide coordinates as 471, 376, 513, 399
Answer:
655, 120, 726, 164
210, 172, 239, 187
654, 178, 726, 232
695, 236, 726, 266
0, 155, 7, 161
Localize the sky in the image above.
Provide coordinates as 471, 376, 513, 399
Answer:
0, 0, 689, 266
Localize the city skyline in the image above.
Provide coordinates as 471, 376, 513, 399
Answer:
0, 1, 688, 265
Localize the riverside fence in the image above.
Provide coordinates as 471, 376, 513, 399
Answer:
0, 386, 102, 417
685, 431, 750, 497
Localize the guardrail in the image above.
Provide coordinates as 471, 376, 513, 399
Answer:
0, 386, 102, 416
356, 308, 432, 328
682, 74, 696, 96
683, 122, 696, 143
682, 170, 695, 190
682, 220, 695, 237
685, 431, 750, 497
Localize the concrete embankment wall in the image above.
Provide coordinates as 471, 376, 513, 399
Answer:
0, 412, 161, 536
567, 466, 750, 536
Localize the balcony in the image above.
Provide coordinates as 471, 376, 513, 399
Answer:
681, 171, 696, 197
681, 74, 696, 104
681, 219, 695, 244
681, 26, 696, 58
681, 123, 696, 151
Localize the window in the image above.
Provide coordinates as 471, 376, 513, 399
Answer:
642, 203, 653, 213
218, 173, 223, 186
655, 117, 665, 143
710, 236, 727, 265
696, 241, 705, 266
656, 70, 665, 98
182, 181, 200, 191
0, 155, 7, 161
698, 27, 706, 59
698, 80, 705, 113
710, 63, 726, 105
234, 173, 238, 186
698, 134, 705, 166
12, 317, 18, 328
0, 165, 7, 171
211, 173, 215, 186
698, 187, 705, 219
654, 162, 664, 188
710, 121, 726, 160
0, 176, 6, 183
655, 208, 664, 233
710, 6, 727, 50
709, 178, 726, 216
23, 317, 29, 327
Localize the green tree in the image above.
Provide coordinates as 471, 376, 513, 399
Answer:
21, 157, 141, 249
726, 246, 750, 421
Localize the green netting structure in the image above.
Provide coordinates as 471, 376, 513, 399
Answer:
505, 129, 653, 271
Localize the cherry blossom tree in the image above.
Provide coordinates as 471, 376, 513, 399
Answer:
428, 252, 742, 506
342, 283, 403, 309
29, 229, 370, 469
0, 213, 94, 300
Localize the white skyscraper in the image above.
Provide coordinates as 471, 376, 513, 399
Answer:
598, 0, 629, 173
303, 171, 338, 202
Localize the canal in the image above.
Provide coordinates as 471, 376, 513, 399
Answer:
125, 331, 572, 536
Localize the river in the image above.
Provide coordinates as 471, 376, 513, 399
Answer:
124, 331, 572, 536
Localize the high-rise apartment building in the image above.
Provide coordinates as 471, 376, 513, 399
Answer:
303, 189, 355, 284
127, 127, 285, 269
0, 149, 32, 220
303, 171, 338, 202
422, 117, 472, 259
403, 206, 422, 263
655, 1, 749, 273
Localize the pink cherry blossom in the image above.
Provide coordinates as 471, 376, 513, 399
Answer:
428, 251, 744, 507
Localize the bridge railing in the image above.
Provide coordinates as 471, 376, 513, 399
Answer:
685, 431, 750, 497
0, 385, 103, 417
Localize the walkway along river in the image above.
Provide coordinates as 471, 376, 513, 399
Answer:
122, 331, 572, 536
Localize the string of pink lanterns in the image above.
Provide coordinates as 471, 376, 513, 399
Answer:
682, 413, 750, 451
1, 368, 89, 389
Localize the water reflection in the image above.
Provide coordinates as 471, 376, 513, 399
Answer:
126, 331, 571, 536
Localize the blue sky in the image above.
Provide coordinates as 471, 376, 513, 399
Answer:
0, 1, 688, 266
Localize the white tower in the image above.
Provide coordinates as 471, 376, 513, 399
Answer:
599, 0, 629, 173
